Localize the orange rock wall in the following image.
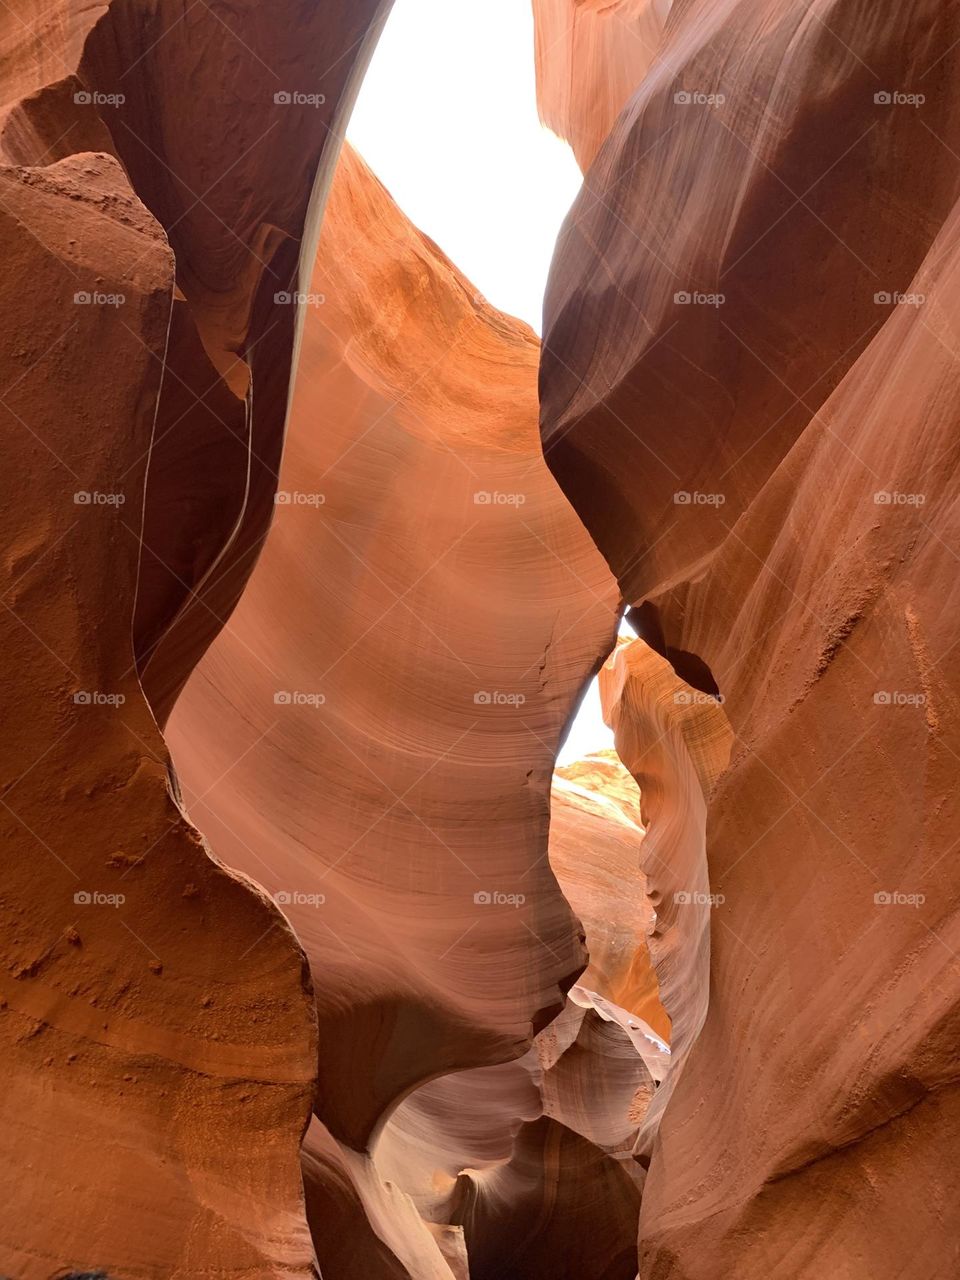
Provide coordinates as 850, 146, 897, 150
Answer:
540, 1, 960, 1274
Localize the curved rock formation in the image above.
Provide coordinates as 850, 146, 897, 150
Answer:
536, 999, 662, 1158
540, 1, 960, 1274
371, 747, 670, 1249
167, 142, 620, 1159
541, 0, 960, 604
14, 0, 955, 1271
1, 0, 394, 722
303, 1118, 467, 1280
552, 749, 667, 1039
450, 1117, 642, 1280
533, 0, 672, 171
0, 3, 394, 1274
635, 187, 960, 1279
599, 640, 730, 1154
0, 153, 316, 1278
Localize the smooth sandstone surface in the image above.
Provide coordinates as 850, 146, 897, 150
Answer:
533, 0, 673, 171
0, 153, 317, 1277
168, 139, 620, 1161
634, 190, 960, 1279
551, 751, 667, 1040
540, 0, 960, 1274
0, 2, 394, 1274
167, 140, 690, 1275
599, 640, 730, 1154
367, 750, 667, 1273
1, 0, 394, 722
542, 0, 960, 605
6, 0, 954, 1273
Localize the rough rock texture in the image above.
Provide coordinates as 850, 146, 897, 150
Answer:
533, 0, 672, 170
0, 2, 393, 1274
167, 138, 621, 1246
1, 0, 394, 722
541, 1, 960, 1274
0, 154, 317, 1278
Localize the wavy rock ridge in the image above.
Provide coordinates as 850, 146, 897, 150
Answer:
6, 0, 957, 1276
167, 139, 668, 1276
0, 2, 391, 1274
540, 1, 960, 1275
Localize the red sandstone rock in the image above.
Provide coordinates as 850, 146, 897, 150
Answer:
551, 749, 667, 1040
11, 0, 954, 1272
164, 140, 695, 1274
541, 0, 960, 606
299, 692, 665, 1278
0, 3, 393, 1273
533, 0, 672, 171
633, 193, 960, 1278
450, 1117, 642, 1280
168, 139, 619, 1160
0, 153, 316, 1277
1, 0, 394, 723
598, 640, 730, 1155
541, 1, 960, 1274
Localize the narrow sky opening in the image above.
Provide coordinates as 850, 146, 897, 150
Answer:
557, 621, 639, 766
349, 1, 626, 766
348, 0, 583, 333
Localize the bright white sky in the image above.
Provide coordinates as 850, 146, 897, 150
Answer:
557, 672, 614, 766
348, 0, 583, 333
556, 620, 638, 765
349, 0, 628, 764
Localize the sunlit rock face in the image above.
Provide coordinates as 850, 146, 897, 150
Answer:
599, 640, 731, 1157
363, 750, 667, 1277
0, 3, 392, 1274
551, 750, 668, 1041
167, 139, 622, 1233
540, 1, 960, 1275
532, 0, 673, 170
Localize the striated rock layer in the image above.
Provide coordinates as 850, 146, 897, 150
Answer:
0, 154, 317, 1278
168, 140, 623, 1268
1, 0, 394, 722
599, 640, 730, 1156
541, 0, 960, 1275
365, 746, 668, 1277
533, 0, 673, 171
551, 750, 667, 1041
0, 2, 393, 1274
542, 0, 960, 606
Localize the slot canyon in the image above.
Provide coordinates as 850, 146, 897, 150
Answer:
1, 1, 958, 1277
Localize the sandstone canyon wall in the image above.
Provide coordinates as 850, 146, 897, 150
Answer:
0, 6, 659, 1264
532, 0, 673, 171
4, 0, 959, 1275
540, 1, 960, 1275
167, 140, 671, 1277
0, 2, 393, 1275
